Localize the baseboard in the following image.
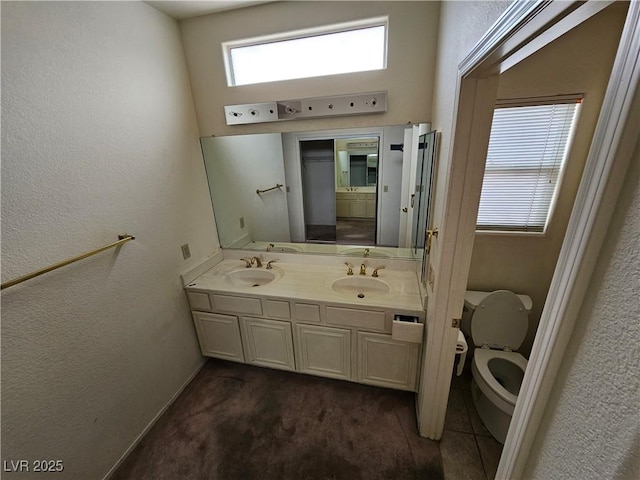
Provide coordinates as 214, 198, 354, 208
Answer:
101, 358, 207, 480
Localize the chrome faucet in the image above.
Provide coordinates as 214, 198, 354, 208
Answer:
345, 262, 354, 275
372, 266, 386, 277
359, 263, 367, 275
251, 256, 263, 268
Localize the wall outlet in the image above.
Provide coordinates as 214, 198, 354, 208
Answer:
181, 243, 191, 260
239, 217, 245, 229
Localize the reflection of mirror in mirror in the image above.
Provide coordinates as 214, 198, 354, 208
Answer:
412, 133, 437, 254
200, 126, 437, 259
335, 138, 378, 188
412, 131, 438, 281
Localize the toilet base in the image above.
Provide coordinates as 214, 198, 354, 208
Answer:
471, 378, 512, 444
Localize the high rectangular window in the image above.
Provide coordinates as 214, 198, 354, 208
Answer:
222, 18, 388, 87
477, 98, 581, 233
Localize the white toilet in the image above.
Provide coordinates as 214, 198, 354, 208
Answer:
462, 290, 531, 444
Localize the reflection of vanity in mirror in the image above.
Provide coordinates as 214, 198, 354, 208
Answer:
200, 125, 437, 262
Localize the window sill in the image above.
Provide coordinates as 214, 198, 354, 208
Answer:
474, 230, 546, 237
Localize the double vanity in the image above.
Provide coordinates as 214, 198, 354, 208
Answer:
185, 253, 426, 391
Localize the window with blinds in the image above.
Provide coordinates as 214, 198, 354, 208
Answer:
476, 100, 580, 233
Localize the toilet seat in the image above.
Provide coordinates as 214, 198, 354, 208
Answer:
470, 290, 528, 350
473, 349, 527, 412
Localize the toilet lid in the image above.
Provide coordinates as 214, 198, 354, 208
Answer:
471, 290, 528, 350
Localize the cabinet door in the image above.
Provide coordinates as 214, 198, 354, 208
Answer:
351, 200, 366, 218
336, 198, 350, 217
365, 198, 376, 218
192, 312, 244, 362
241, 317, 295, 371
295, 324, 351, 380
357, 332, 419, 391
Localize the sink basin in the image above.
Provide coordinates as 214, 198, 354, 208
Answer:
331, 276, 390, 299
225, 268, 282, 287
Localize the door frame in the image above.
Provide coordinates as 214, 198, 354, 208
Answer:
416, 1, 639, 479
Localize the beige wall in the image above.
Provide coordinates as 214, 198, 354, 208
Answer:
1, 2, 218, 479
180, 1, 440, 136
466, 4, 628, 355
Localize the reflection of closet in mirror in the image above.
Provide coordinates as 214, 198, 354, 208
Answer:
301, 140, 336, 243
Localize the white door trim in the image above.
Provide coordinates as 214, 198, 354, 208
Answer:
417, 1, 639, 478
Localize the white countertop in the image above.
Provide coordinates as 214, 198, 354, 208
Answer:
186, 259, 424, 313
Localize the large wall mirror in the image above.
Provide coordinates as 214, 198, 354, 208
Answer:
201, 125, 437, 260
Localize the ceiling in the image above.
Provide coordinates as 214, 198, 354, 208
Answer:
146, 1, 273, 20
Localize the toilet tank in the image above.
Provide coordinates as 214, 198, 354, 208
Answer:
461, 290, 533, 338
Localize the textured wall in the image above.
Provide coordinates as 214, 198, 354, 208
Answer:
179, 1, 440, 136
523, 130, 640, 479
1, 2, 218, 479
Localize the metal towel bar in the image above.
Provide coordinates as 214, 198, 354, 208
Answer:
256, 183, 283, 195
1, 234, 135, 290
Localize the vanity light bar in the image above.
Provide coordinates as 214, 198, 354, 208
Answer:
224, 91, 387, 125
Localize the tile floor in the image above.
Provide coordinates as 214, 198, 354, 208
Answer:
442, 365, 504, 480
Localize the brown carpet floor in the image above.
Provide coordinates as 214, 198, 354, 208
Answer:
336, 218, 375, 245
112, 359, 444, 480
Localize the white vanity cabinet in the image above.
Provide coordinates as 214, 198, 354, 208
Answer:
335, 192, 376, 219
186, 286, 423, 392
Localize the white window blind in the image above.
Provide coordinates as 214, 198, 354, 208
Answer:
477, 101, 580, 233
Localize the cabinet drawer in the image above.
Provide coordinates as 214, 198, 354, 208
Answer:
294, 303, 321, 323
187, 291, 212, 311
212, 294, 262, 315
326, 306, 387, 332
265, 299, 291, 319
